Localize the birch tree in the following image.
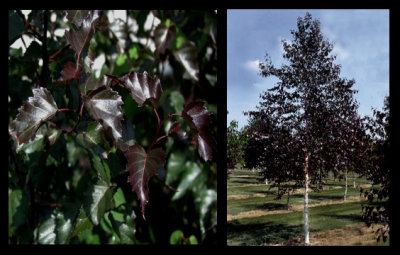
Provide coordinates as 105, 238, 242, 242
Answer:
246, 12, 363, 244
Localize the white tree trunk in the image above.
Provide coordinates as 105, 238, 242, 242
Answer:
304, 154, 310, 244
344, 168, 348, 201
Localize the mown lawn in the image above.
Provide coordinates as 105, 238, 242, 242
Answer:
227, 168, 388, 246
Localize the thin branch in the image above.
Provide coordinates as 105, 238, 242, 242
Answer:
15, 10, 43, 41
48, 44, 70, 62
40, 10, 49, 87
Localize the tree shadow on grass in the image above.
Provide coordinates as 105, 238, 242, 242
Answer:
230, 179, 258, 185
227, 221, 303, 246
253, 202, 288, 211
308, 193, 344, 201
324, 213, 363, 223
249, 189, 276, 196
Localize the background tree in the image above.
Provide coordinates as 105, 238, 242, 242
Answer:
227, 118, 246, 174
360, 96, 390, 243
247, 12, 363, 244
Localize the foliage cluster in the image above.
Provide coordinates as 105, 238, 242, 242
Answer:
8, 10, 217, 244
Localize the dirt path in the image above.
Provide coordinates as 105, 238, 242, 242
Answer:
227, 195, 363, 221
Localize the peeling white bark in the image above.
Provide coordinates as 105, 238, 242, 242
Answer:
304, 154, 310, 244
344, 168, 348, 201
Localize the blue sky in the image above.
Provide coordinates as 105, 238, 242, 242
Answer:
227, 9, 389, 129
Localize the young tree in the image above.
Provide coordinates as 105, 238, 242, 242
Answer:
247, 13, 363, 244
227, 119, 245, 172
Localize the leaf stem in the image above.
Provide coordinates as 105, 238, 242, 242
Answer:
57, 108, 76, 113
66, 102, 84, 134
147, 112, 183, 153
154, 107, 161, 126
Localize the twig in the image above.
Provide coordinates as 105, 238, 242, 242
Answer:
15, 10, 43, 41
40, 11, 49, 87
147, 112, 183, 153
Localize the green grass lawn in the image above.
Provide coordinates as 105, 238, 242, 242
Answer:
227, 168, 387, 246
227, 201, 363, 246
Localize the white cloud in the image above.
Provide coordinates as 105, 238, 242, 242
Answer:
244, 59, 260, 71
332, 43, 349, 61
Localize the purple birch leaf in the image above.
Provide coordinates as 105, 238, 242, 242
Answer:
66, 10, 90, 28
84, 88, 123, 145
65, 10, 100, 59
10, 87, 58, 144
181, 101, 216, 161
124, 144, 166, 220
154, 21, 176, 56
168, 121, 189, 144
55, 61, 82, 85
113, 71, 162, 108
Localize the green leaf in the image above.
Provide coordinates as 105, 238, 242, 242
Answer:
83, 122, 112, 159
169, 229, 184, 244
87, 148, 111, 183
8, 10, 25, 46
113, 187, 126, 208
171, 161, 201, 201
83, 179, 115, 225
37, 209, 73, 244
10, 87, 58, 144
173, 41, 200, 82
128, 44, 139, 60
199, 189, 217, 235
166, 151, 186, 185
124, 144, 166, 220
84, 88, 124, 145
170, 28, 187, 50
108, 211, 135, 244
188, 235, 199, 244
9, 189, 29, 235
24, 41, 42, 60
169, 90, 184, 114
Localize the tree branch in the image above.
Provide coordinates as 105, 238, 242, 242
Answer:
40, 11, 49, 87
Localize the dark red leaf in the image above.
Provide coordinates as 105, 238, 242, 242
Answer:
181, 101, 216, 161
168, 121, 189, 144
10, 87, 58, 144
113, 71, 162, 108
66, 10, 90, 28
124, 144, 166, 220
80, 74, 108, 95
154, 21, 176, 56
55, 61, 82, 85
84, 88, 123, 145
65, 10, 100, 59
